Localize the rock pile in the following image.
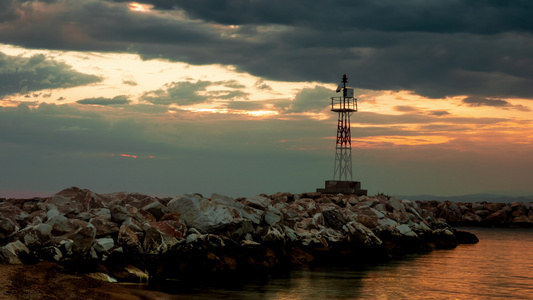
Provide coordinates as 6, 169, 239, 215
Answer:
417, 200, 533, 227
1, 187, 475, 281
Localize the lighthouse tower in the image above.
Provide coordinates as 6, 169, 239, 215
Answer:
317, 74, 367, 195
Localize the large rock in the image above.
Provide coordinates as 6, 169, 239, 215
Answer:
18, 223, 52, 247
46, 215, 80, 235
0, 240, 30, 264
94, 238, 115, 252
143, 201, 170, 220
118, 225, 144, 255
486, 210, 507, 224
46, 187, 107, 214
143, 223, 183, 255
69, 223, 97, 257
244, 196, 271, 211
167, 194, 236, 233
0, 215, 19, 239
0, 202, 29, 224
90, 217, 120, 237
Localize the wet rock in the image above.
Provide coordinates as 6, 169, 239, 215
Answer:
109, 265, 149, 283
455, 230, 479, 244
87, 273, 118, 283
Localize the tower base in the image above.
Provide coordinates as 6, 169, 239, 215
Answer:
316, 180, 367, 196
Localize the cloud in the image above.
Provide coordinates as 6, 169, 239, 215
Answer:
225, 101, 267, 111
77, 95, 131, 105
462, 96, 531, 111
141, 80, 248, 105
0, 52, 101, 98
280, 86, 332, 113
2, 1, 533, 100
394, 105, 419, 112
152, 0, 533, 35
428, 110, 450, 116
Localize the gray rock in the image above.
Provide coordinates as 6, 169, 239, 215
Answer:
94, 238, 115, 252
143, 201, 170, 220
0, 240, 30, 264
0, 215, 19, 239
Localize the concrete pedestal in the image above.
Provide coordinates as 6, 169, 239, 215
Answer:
316, 180, 367, 196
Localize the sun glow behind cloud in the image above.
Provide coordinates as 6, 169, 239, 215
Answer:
128, 2, 154, 12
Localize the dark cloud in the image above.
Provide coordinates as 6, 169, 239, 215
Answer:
1, 0, 533, 99
77, 95, 131, 105
462, 96, 531, 111
0, 52, 101, 97
122, 0, 533, 34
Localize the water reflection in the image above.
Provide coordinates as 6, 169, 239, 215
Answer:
136, 228, 533, 299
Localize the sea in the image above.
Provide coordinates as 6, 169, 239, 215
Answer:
131, 227, 533, 299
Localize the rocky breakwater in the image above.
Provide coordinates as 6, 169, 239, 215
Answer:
417, 200, 533, 227
0, 187, 477, 281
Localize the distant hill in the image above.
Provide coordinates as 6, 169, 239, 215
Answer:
397, 193, 533, 203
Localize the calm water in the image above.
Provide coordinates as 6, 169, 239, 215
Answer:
134, 228, 533, 299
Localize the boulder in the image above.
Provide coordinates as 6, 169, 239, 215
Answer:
322, 210, 349, 230
0, 215, 19, 239
143, 201, 170, 220
87, 273, 117, 283
33, 246, 63, 262
0, 240, 30, 264
94, 238, 115, 252
110, 204, 130, 223
109, 265, 149, 283
76, 208, 112, 221
486, 210, 507, 224
19, 223, 52, 247
46, 215, 80, 235
143, 224, 182, 255
244, 196, 271, 211
342, 221, 382, 247
264, 207, 282, 226
118, 225, 143, 255
0, 202, 29, 224
69, 223, 97, 257
167, 194, 236, 233
89, 217, 120, 237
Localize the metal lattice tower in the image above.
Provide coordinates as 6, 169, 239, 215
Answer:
331, 74, 358, 181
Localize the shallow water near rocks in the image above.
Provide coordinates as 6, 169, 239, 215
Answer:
131, 227, 533, 299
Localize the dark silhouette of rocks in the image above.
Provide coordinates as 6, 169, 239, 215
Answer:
417, 200, 533, 227
1, 187, 480, 282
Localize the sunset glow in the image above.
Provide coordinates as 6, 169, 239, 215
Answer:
1, 0, 532, 197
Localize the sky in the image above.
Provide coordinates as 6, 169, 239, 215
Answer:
1, 0, 533, 199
